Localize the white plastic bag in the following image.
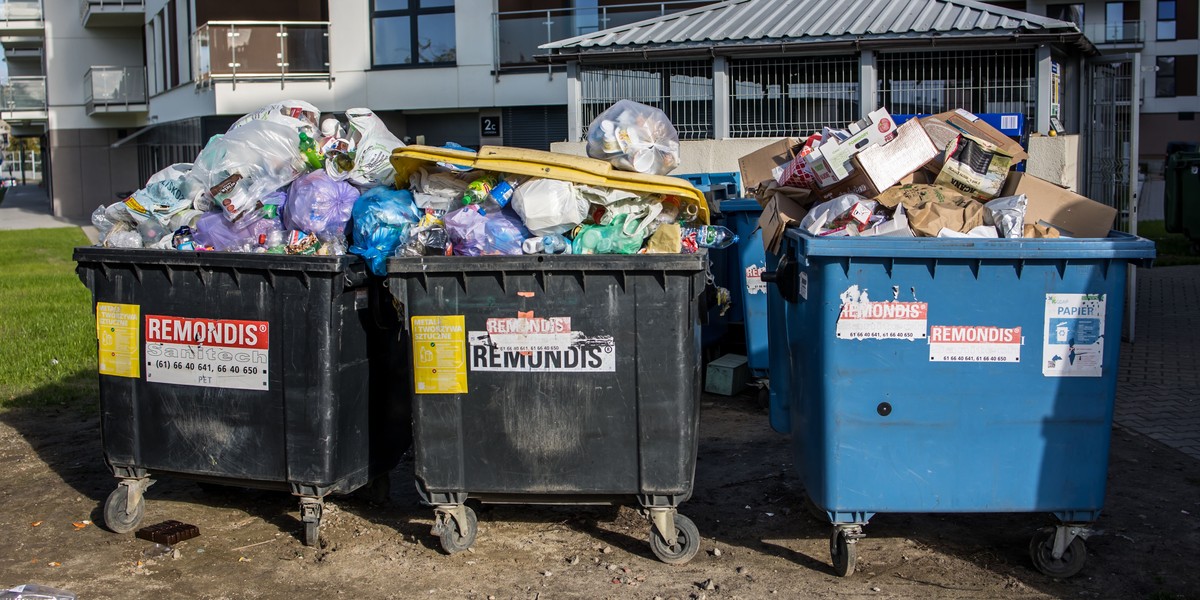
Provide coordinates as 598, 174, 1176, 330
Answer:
189, 120, 309, 223
799, 194, 874, 233
511, 178, 590, 236
585, 100, 680, 176
325, 108, 405, 188
982, 194, 1028, 238
121, 163, 204, 226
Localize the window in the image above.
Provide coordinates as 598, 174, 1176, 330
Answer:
371, 0, 455, 67
1153, 55, 1199, 98
1158, 0, 1176, 40
1105, 2, 1125, 41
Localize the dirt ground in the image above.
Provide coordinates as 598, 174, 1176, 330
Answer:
1, 394, 1198, 600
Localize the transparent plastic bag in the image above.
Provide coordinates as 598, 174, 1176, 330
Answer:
189, 120, 310, 223
230, 100, 320, 136
283, 170, 360, 239
349, 187, 422, 276
194, 210, 255, 251
572, 213, 647, 255
444, 205, 488, 256
324, 108, 404, 188
584, 99, 680, 175
122, 163, 203, 226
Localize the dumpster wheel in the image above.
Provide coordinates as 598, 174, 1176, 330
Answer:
649, 513, 700, 565
1029, 527, 1087, 578
830, 526, 863, 577
103, 479, 152, 534
436, 505, 478, 554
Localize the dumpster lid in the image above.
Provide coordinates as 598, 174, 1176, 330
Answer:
784, 229, 1157, 263
73, 247, 365, 275
391, 145, 710, 224
387, 251, 707, 274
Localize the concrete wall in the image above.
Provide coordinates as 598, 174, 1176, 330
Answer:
49, 128, 143, 220
1026, 134, 1081, 191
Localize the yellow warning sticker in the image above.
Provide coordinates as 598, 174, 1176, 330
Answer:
411, 315, 467, 394
96, 302, 140, 378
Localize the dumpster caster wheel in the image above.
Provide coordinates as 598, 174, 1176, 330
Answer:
1029, 527, 1087, 578
437, 506, 477, 554
755, 386, 770, 411
103, 486, 145, 534
649, 514, 700, 565
830, 527, 859, 577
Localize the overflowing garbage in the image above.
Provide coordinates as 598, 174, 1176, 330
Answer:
744, 108, 1119, 253
91, 100, 727, 275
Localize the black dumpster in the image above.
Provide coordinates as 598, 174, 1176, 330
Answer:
387, 252, 705, 564
74, 248, 410, 546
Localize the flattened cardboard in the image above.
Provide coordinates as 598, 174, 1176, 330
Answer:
852, 119, 939, 196
1001, 172, 1117, 238
738, 138, 801, 193
804, 108, 897, 185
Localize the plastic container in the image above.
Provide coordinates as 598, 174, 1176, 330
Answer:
74, 248, 410, 547
1165, 151, 1200, 250
763, 229, 1155, 578
719, 199, 769, 391
387, 253, 705, 564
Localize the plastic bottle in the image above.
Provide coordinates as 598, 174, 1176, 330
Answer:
462, 174, 499, 206
522, 233, 572, 255
683, 225, 739, 249
1, 584, 76, 600
298, 131, 323, 169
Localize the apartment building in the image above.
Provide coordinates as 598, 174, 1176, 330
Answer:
987, 0, 1199, 218
1, 0, 701, 220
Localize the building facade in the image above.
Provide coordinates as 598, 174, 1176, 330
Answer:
4, 0, 705, 220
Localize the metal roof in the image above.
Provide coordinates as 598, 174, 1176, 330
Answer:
539, 0, 1088, 58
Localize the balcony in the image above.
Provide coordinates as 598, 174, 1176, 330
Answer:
0, 0, 44, 42
81, 0, 144, 28
492, 1, 707, 72
1084, 21, 1144, 47
0, 75, 47, 121
85, 66, 147, 115
192, 21, 330, 88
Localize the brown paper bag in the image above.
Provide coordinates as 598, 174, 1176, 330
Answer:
645, 223, 682, 253
875, 184, 971, 209
907, 199, 986, 237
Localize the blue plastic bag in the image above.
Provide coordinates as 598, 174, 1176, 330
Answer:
484, 207, 531, 255
349, 187, 421, 276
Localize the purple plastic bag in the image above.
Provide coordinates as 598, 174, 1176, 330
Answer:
283, 170, 360, 238
484, 208, 530, 255
194, 210, 254, 251
444, 205, 488, 256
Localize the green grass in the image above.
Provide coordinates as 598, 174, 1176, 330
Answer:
0, 228, 97, 409
1139, 220, 1200, 267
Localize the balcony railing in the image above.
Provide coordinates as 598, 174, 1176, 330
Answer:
492, 1, 707, 73
192, 21, 330, 88
85, 66, 147, 113
81, 0, 145, 27
0, 0, 42, 21
1, 76, 46, 113
1084, 20, 1144, 44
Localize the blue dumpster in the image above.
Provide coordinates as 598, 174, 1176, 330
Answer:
720, 200, 770, 385
764, 229, 1155, 578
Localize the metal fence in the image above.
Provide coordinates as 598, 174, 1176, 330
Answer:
876, 49, 1037, 122
579, 60, 713, 140
728, 55, 860, 138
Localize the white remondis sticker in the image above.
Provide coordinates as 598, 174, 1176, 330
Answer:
144, 314, 269, 390
1043, 293, 1105, 377
929, 325, 1022, 363
836, 285, 927, 340
470, 313, 614, 372
746, 263, 766, 295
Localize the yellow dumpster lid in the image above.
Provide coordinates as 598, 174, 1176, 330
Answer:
390, 145, 710, 224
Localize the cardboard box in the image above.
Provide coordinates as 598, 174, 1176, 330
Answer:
934, 134, 1013, 201
921, 109, 1028, 168
804, 108, 898, 184
852, 119, 939, 196
1001, 172, 1117, 238
738, 138, 801, 193
759, 189, 811, 254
